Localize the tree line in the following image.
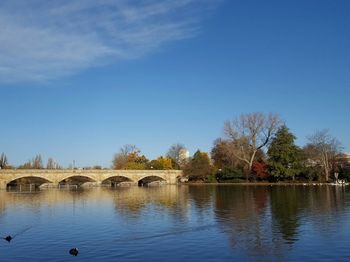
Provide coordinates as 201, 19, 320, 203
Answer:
0, 153, 61, 170
0, 143, 189, 171
111, 144, 188, 170
1, 112, 349, 183
185, 112, 349, 183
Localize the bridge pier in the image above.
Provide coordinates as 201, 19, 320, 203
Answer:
0, 181, 6, 190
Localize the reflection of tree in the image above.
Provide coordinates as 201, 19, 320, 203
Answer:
215, 186, 267, 246
186, 185, 217, 224
270, 185, 348, 245
111, 186, 189, 222
302, 186, 346, 233
214, 186, 290, 260
0, 184, 348, 261
0, 191, 7, 220
270, 186, 304, 242
253, 186, 268, 213
188, 185, 215, 210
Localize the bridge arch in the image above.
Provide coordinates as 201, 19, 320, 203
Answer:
101, 176, 135, 186
138, 175, 167, 186
58, 175, 97, 186
6, 174, 54, 184
6, 176, 53, 190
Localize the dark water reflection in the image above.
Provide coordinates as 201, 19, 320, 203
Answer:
0, 185, 350, 261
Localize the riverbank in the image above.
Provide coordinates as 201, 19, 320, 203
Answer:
184, 181, 349, 186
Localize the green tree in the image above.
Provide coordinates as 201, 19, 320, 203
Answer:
184, 150, 213, 181
267, 126, 301, 181
215, 167, 245, 182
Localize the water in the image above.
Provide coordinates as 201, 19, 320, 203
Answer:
1, 185, 350, 261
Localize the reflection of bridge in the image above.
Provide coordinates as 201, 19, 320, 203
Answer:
0, 170, 183, 189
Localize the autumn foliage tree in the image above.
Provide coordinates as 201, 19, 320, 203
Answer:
252, 161, 269, 180
184, 150, 213, 181
211, 139, 240, 169
149, 156, 173, 170
112, 145, 149, 170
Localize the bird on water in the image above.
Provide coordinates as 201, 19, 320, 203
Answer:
3, 235, 12, 242
69, 248, 79, 256
2, 226, 32, 243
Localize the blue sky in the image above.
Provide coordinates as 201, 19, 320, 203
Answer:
1, 0, 349, 167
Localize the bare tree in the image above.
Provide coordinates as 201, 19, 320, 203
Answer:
0, 153, 8, 169
306, 129, 343, 181
18, 160, 32, 169
224, 112, 282, 174
166, 143, 188, 168
112, 144, 139, 169
46, 157, 58, 169
32, 154, 43, 169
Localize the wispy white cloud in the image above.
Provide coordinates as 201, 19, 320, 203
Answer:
0, 0, 220, 83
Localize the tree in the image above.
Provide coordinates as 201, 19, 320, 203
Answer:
215, 167, 245, 182
112, 144, 139, 169
112, 145, 149, 170
149, 156, 173, 170
224, 112, 282, 176
211, 139, 238, 169
47, 158, 59, 169
32, 154, 43, 169
166, 143, 188, 169
0, 153, 8, 169
211, 139, 248, 181
124, 161, 147, 170
18, 160, 33, 169
252, 161, 270, 181
211, 138, 266, 171
306, 129, 343, 181
300, 144, 323, 181
267, 126, 301, 181
183, 150, 213, 181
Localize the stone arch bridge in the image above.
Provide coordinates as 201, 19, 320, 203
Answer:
0, 169, 183, 189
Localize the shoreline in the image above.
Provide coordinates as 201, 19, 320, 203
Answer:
182, 182, 348, 186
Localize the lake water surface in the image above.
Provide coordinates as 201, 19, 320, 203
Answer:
1, 185, 350, 261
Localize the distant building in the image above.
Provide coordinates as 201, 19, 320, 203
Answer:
179, 148, 190, 162
338, 153, 350, 163
343, 153, 350, 163
337, 153, 350, 169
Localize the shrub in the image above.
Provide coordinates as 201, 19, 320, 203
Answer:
216, 167, 245, 182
